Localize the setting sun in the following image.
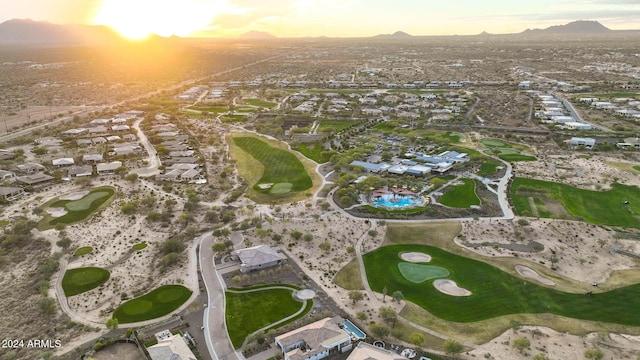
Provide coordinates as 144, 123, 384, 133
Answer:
94, 0, 228, 39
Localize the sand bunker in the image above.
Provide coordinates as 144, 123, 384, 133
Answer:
59, 190, 90, 201
516, 265, 556, 286
46, 207, 68, 218
433, 279, 472, 296
400, 252, 432, 263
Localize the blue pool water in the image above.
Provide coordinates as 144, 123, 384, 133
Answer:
343, 320, 366, 339
372, 194, 422, 208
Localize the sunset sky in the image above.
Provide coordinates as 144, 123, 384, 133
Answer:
2, 0, 639, 39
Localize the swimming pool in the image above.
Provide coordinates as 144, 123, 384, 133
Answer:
372, 194, 423, 208
343, 319, 366, 339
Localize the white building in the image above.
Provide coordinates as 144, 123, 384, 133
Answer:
565, 122, 592, 130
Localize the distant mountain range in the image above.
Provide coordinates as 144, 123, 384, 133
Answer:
0, 18, 125, 46
521, 20, 612, 34
0, 19, 634, 46
237, 31, 277, 40
373, 31, 413, 39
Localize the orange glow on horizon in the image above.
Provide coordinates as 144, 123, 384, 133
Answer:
93, 0, 227, 40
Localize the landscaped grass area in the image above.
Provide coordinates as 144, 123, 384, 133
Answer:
233, 137, 313, 194
244, 98, 277, 108
40, 186, 115, 229
481, 139, 536, 162
62, 267, 110, 296
186, 106, 228, 113
318, 120, 357, 133
292, 142, 332, 163
439, 179, 480, 208
221, 114, 246, 123
635, 166, 640, 172
511, 177, 640, 228
226, 285, 310, 348
228, 133, 321, 203
113, 285, 192, 323
388, 89, 446, 95
74, 246, 93, 256
364, 244, 640, 325
0, 220, 9, 227
478, 161, 501, 176
132, 243, 148, 251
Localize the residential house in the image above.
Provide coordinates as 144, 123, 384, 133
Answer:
112, 124, 130, 132
17, 163, 45, 174
52, 158, 75, 167
569, 137, 596, 149
275, 317, 352, 360
147, 330, 197, 360
106, 135, 121, 142
0, 170, 17, 183
68, 165, 93, 178
112, 145, 141, 156
91, 137, 108, 145
0, 150, 15, 160
123, 134, 137, 142
347, 342, 405, 360
96, 161, 122, 175
89, 118, 110, 126
88, 126, 108, 136
564, 122, 592, 130
0, 186, 25, 201
82, 154, 104, 163
231, 245, 286, 273
62, 128, 88, 137
76, 139, 93, 147
17, 173, 54, 188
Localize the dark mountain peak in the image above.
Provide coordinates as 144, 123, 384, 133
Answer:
522, 20, 611, 34
374, 30, 412, 38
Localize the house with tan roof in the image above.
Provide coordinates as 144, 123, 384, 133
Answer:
147, 329, 196, 360
347, 342, 405, 360
275, 317, 352, 360
232, 244, 286, 273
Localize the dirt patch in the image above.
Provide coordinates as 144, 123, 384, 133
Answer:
433, 279, 472, 296
400, 252, 432, 263
93, 342, 145, 360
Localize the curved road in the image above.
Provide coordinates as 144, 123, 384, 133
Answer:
199, 232, 241, 360
129, 117, 161, 177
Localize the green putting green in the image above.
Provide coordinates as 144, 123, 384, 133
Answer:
44, 187, 115, 227
113, 285, 192, 323
74, 246, 93, 256
132, 242, 148, 251
270, 182, 293, 194
398, 263, 449, 283
364, 244, 640, 325
64, 191, 110, 211
62, 267, 110, 296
